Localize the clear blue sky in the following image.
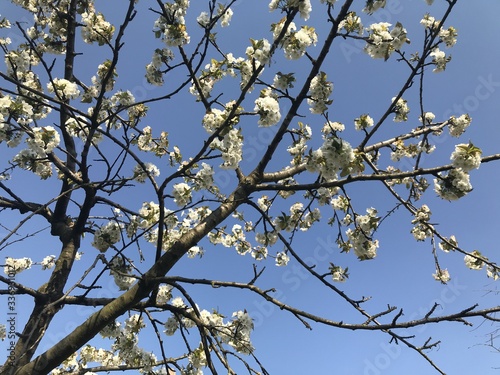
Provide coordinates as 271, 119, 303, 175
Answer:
1, 1, 500, 374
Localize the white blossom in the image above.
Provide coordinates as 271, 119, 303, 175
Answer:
27, 126, 60, 154
439, 235, 458, 252
194, 163, 214, 190
172, 182, 192, 207
439, 26, 458, 47
47, 78, 80, 99
391, 97, 409, 122
330, 264, 348, 282
275, 251, 290, 266
364, 22, 407, 60
81, 8, 115, 45
254, 88, 281, 126
282, 26, 317, 60
109, 257, 136, 290
419, 111, 435, 125
420, 14, 439, 30
430, 47, 449, 72
246, 39, 271, 65
464, 250, 485, 270
322, 121, 345, 133
92, 221, 122, 252
273, 72, 296, 90
13, 149, 53, 179
339, 11, 363, 35
133, 162, 160, 183
210, 128, 243, 169
41, 255, 56, 270
187, 246, 204, 258
251, 246, 268, 260
411, 205, 433, 241
448, 114, 471, 137
433, 269, 450, 283
308, 72, 333, 114
219, 6, 233, 27
363, 0, 386, 14
450, 143, 482, 172
354, 114, 374, 131
434, 169, 472, 200
197, 12, 210, 27
4, 257, 32, 275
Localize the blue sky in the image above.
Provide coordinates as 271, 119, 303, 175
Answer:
1, 0, 500, 374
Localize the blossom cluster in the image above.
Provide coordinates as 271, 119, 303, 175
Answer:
172, 182, 192, 207
85, 60, 117, 100
47, 78, 81, 100
464, 250, 485, 271
81, 5, 115, 45
0, 97, 24, 146
133, 126, 170, 156
354, 114, 374, 131
273, 71, 296, 90
287, 122, 312, 165
272, 20, 318, 60
202, 101, 241, 134
390, 138, 435, 162
411, 205, 433, 241
434, 138, 480, 201
308, 72, 333, 114
209, 224, 251, 255
3, 257, 32, 275
145, 48, 174, 86
274, 202, 321, 232
153, 0, 190, 47
306, 133, 355, 181
246, 38, 271, 65
58, 314, 158, 374
363, 0, 387, 14
109, 256, 136, 290
92, 221, 123, 252
269, 0, 313, 20
189, 55, 251, 100
193, 162, 215, 191
133, 162, 160, 183
254, 88, 281, 126
210, 128, 243, 169
447, 114, 471, 137
433, 268, 451, 283
4, 48, 40, 79
364, 22, 407, 60
163, 297, 255, 359
127, 202, 212, 254
330, 263, 349, 282
108, 91, 148, 128
12, 125, 61, 179
65, 116, 103, 145
391, 97, 410, 122
343, 208, 380, 260
434, 168, 472, 201
420, 14, 458, 47
339, 11, 363, 35
41, 255, 56, 270
430, 48, 450, 72
450, 143, 482, 172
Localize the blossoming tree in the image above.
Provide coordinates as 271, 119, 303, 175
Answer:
0, 0, 499, 374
